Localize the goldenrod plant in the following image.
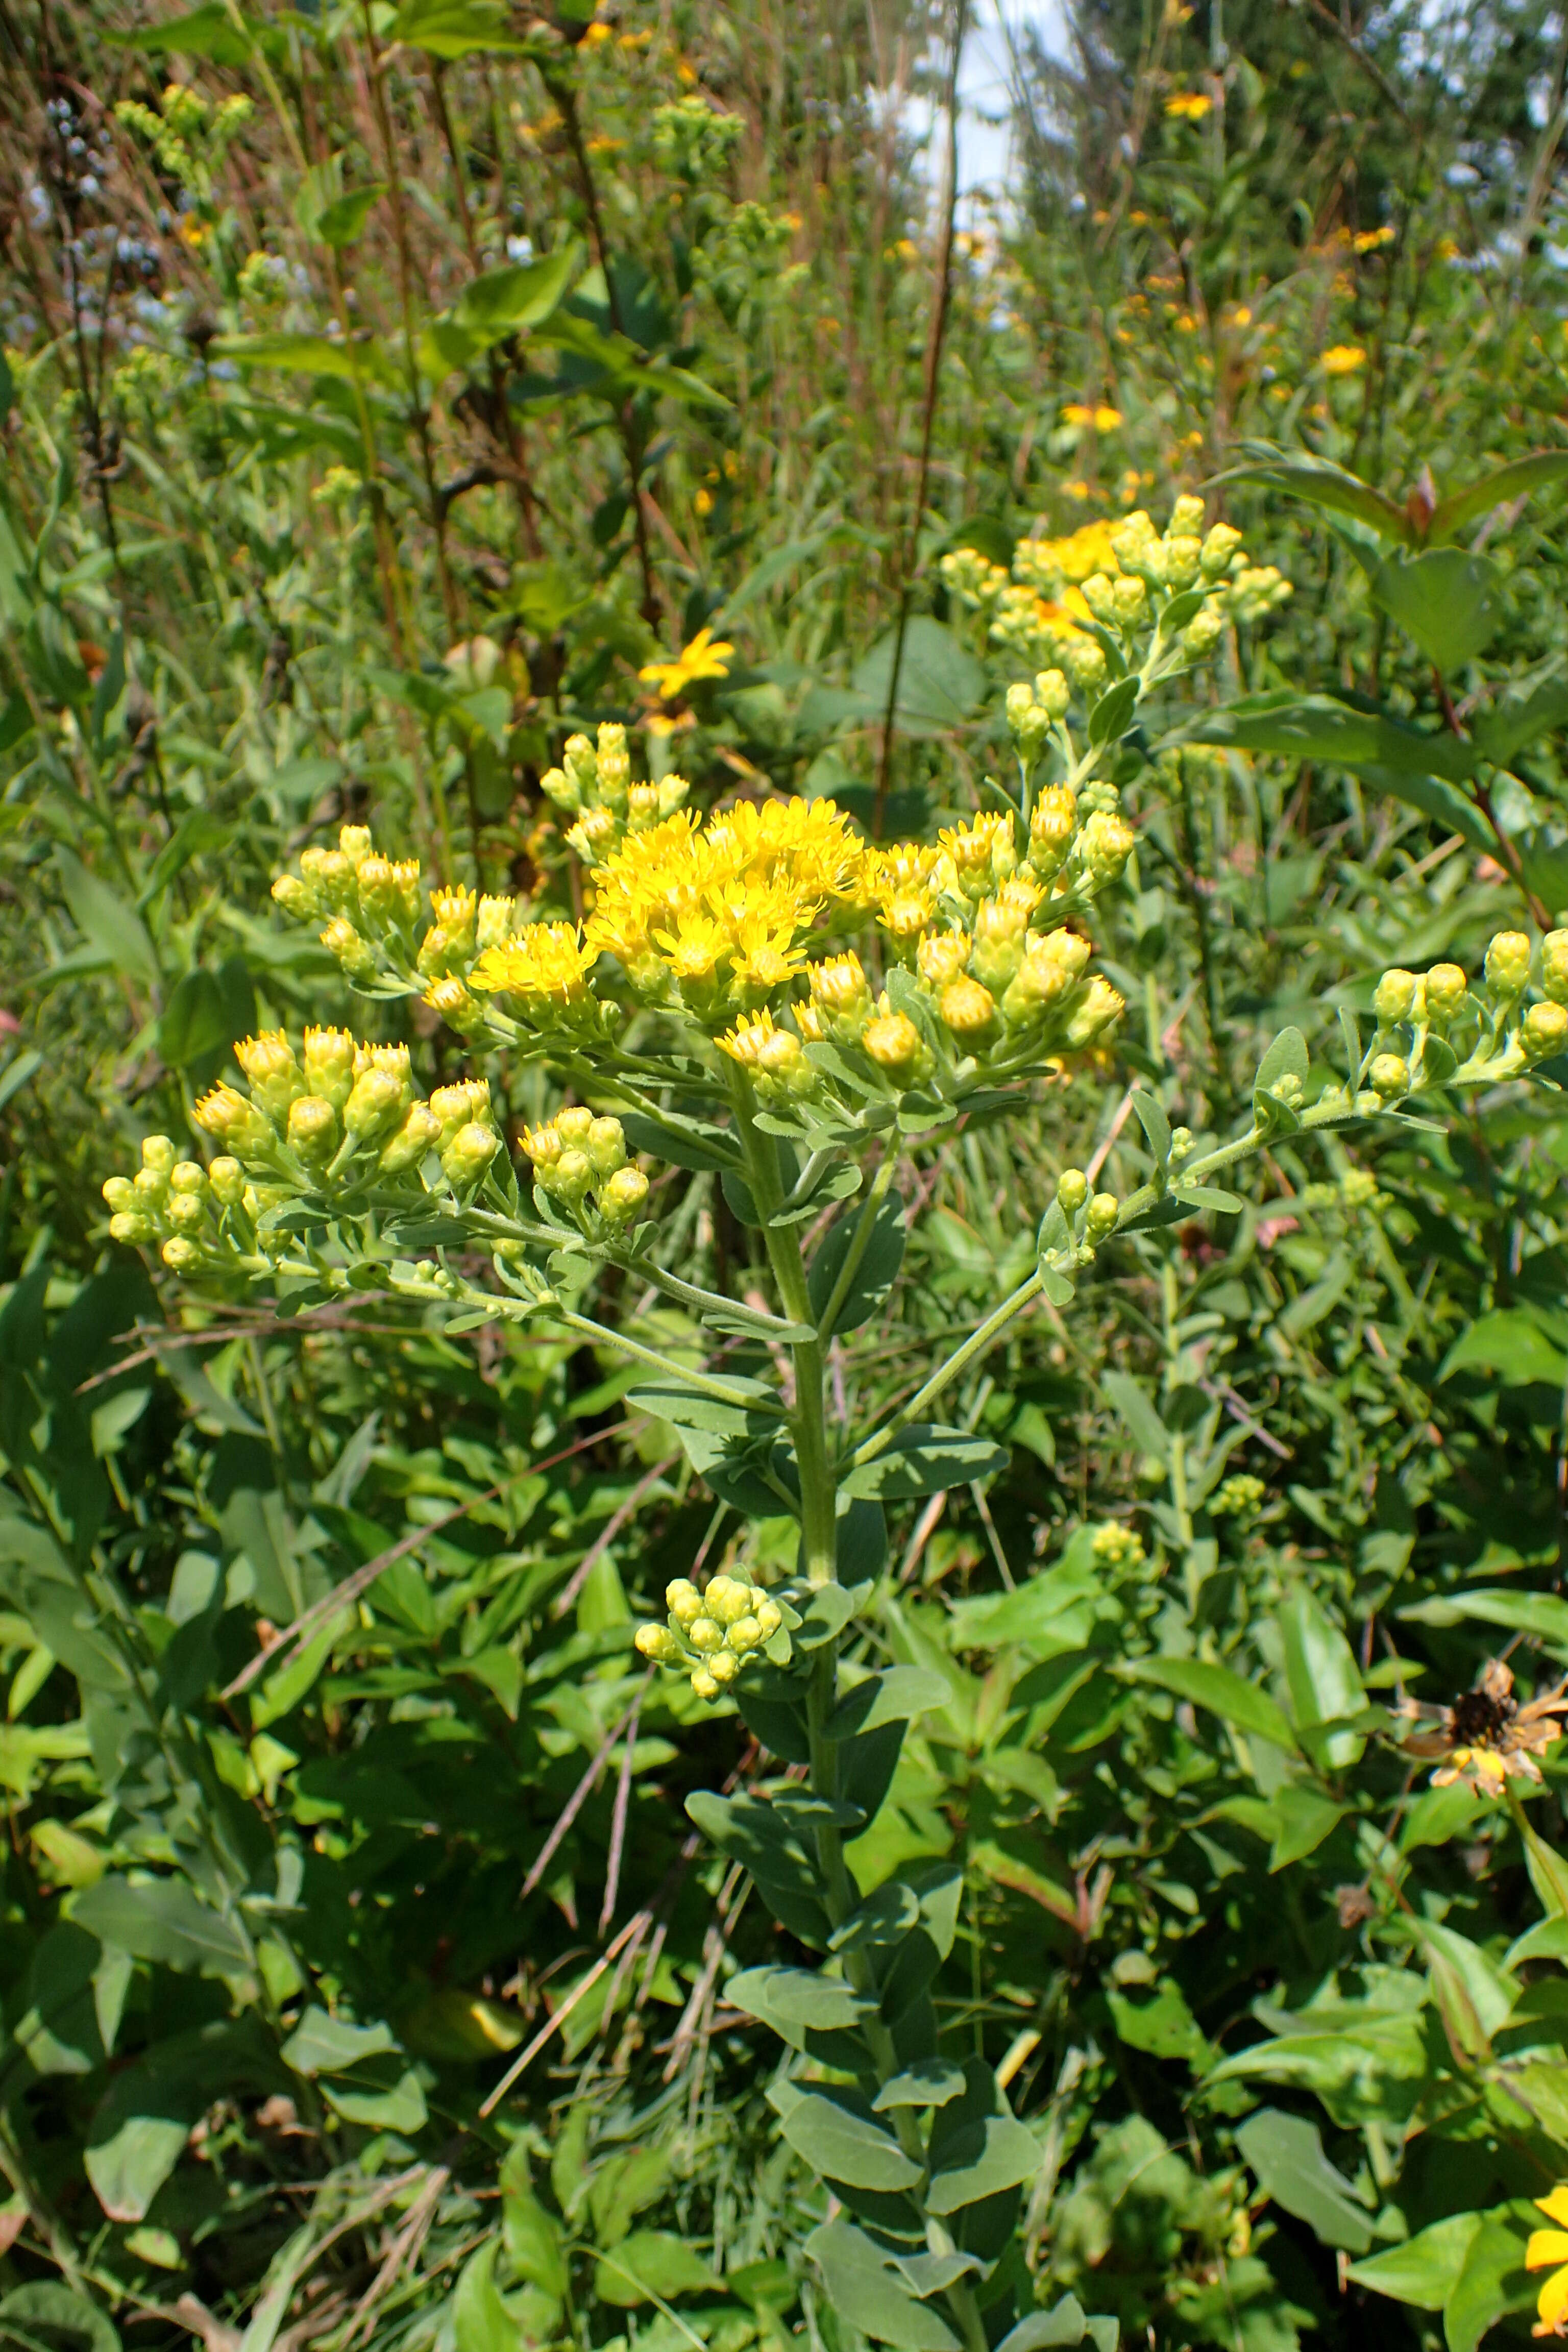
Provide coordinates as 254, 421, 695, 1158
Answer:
102, 500, 1568, 2352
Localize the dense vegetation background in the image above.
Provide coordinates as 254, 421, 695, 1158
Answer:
7, 1, 1568, 2349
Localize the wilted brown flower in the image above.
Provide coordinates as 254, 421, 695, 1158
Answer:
1398, 1659, 1568, 1797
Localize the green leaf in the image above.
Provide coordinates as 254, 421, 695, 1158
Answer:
595, 2231, 718, 2308
1212, 448, 1414, 545
1205, 2001, 1430, 2126
454, 2244, 514, 2352
1430, 451, 1568, 542
1089, 675, 1140, 747
114, 1, 256, 60
1348, 2214, 1484, 2311
1107, 1978, 1212, 2067
0, 2287, 119, 2352
1442, 2213, 1536, 2352
1171, 1184, 1244, 1213
158, 968, 231, 1070
1236, 2110, 1373, 2253
1398, 1586, 1568, 1657
390, 0, 532, 52
1439, 1309, 1566, 1386
1472, 665, 1568, 768
1279, 1587, 1365, 1768
314, 186, 385, 249
841, 1425, 1008, 1501
1130, 1091, 1172, 1165
827, 1665, 953, 1738
727, 1966, 875, 2033
805, 2220, 962, 2352
1121, 1656, 1298, 1753
808, 1191, 906, 1337
996, 2302, 1106, 2352
1100, 1373, 1170, 1466
74, 1875, 252, 1975
781, 2090, 922, 2192
925, 2107, 1042, 2215
1269, 1784, 1345, 1869
874, 2061, 967, 2110
847, 620, 987, 738
280, 2007, 397, 2074
454, 250, 577, 340
212, 332, 398, 387
56, 850, 158, 987
1181, 690, 1479, 784
85, 2022, 275, 2221
685, 1790, 831, 1946
1370, 548, 1504, 672
1254, 1026, 1309, 1099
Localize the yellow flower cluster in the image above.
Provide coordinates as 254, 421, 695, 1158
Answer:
636, 1573, 783, 1702
940, 497, 1291, 679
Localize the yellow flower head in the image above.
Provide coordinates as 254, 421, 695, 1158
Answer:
1322, 343, 1367, 376
639, 625, 735, 701
1527, 2188, 1568, 2337
472, 922, 597, 1007
1165, 89, 1213, 119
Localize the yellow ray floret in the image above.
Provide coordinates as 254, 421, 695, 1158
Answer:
472, 922, 597, 1004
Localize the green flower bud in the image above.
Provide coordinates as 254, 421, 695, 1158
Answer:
320, 917, 378, 982
688, 1618, 722, 1654
635, 1623, 680, 1661
1005, 681, 1036, 734
707, 1650, 740, 1686
1368, 1054, 1409, 1098
379, 1104, 442, 1173
691, 1667, 720, 1701
287, 1094, 339, 1161
1169, 1127, 1194, 1161
1524, 1000, 1568, 1061
302, 1027, 357, 1112
1374, 969, 1417, 1025
141, 1135, 177, 1177
1182, 603, 1225, 655
209, 1158, 244, 1205
541, 763, 579, 813
1080, 810, 1136, 890
1169, 494, 1206, 536
132, 1167, 167, 1204
169, 1161, 206, 1196
442, 1120, 500, 1186
1080, 573, 1117, 623
1543, 933, 1568, 1005
1426, 963, 1467, 1022
1163, 534, 1202, 589
586, 1116, 627, 1177
344, 1067, 405, 1139
1112, 574, 1147, 624
727, 1615, 763, 1652
166, 1193, 204, 1231
601, 1165, 650, 1222
1199, 522, 1243, 579
271, 874, 316, 920
1066, 635, 1108, 690
667, 1579, 702, 1626
551, 1146, 593, 1202
102, 1176, 135, 1212
109, 1211, 151, 1244
1485, 930, 1532, 998
1034, 668, 1070, 719
705, 1575, 751, 1626
1062, 974, 1125, 1050
1085, 1191, 1119, 1241
1058, 1168, 1089, 1215
755, 1599, 782, 1639
161, 1235, 201, 1270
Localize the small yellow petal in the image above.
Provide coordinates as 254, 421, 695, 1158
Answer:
1536, 2190, 1568, 2230
1529, 2234, 1568, 2272
1537, 2265, 1568, 2332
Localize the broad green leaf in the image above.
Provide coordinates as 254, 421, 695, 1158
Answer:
685, 1790, 831, 1946
1106, 1978, 1211, 2067
453, 2244, 514, 2352
727, 1966, 875, 2032
1130, 1090, 1172, 1165
874, 2061, 967, 2110
1269, 1784, 1344, 1870
1430, 450, 1568, 542
805, 2219, 962, 2352
1439, 1309, 1566, 1386
841, 1425, 1008, 1501
85, 2022, 275, 2220
1089, 675, 1140, 747
1181, 690, 1479, 783
1348, 2213, 1483, 2310
1235, 2109, 1374, 2253
1212, 448, 1413, 545
158, 968, 230, 1069
808, 1190, 906, 1336
314, 186, 385, 249
781, 2090, 922, 2192
319, 2065, 427, 2130
56, 850, 158, 987
454, 250, 577, 340
1121, 1656, 1298, 1754
1205, 2002, 1430, 2126
1442, 2213, 1537, 2352
595, 2231, 717, 2308
1279, 1588, 1365, 1768
848, 619, 987, 737
391, 0, 533, 52
996, 2304, 1105, 2352
1398, 1586, 1568, 1657
0, 2287, 119, 2352
1472, 665, 1568, 768
1100, 1373, 1170, 1465
281, 2006, 398, 2074
114, 1, 256, 60
74, 1875, 252, 1975
212, 332, 399, 387
1370, 548, 1503, 671
1254, 1026, 1309, 1099
925, 2109, 1043, 2214
827, 1665, 952, 1738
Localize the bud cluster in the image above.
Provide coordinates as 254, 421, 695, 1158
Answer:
271, 823, 524, 1032
635, 1573, 783, 1702
1362, 932, 1568, 1101
942, 495, 1291, 689
521, 1109, 653, 1228
542, 723, 691, 865
102, 1135, 255, 1273
1210, 1473, 1266, 1520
